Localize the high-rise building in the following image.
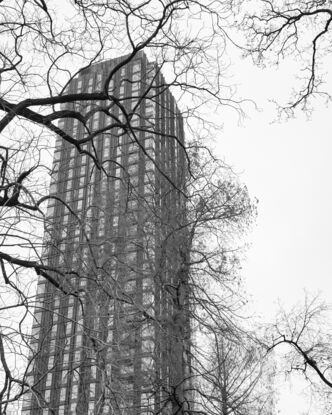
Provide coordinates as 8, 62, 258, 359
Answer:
22, 52, 190, 415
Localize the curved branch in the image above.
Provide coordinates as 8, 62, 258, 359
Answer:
268, 336, 332, 389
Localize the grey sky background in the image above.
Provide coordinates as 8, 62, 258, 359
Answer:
214, 54, 332, 413
221, 104, 332, 315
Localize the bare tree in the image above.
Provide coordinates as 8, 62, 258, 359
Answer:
236, 0, 332, 115
0, 1, 260, 413
201, 331, 276, 415
0, 0, 243, 296
262, 294, 332, 413
167, 152, 260, 414
0, 141, 257, 413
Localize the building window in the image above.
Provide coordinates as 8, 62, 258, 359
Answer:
66, 179, 73, 191
126, 251, 136, 262
142, 324, 154, 338
52, 162, 60, 174
74, 349, 81, 361
128, 199, 138, 210
144, 172, 155, 185
142, 339, 154, 353
108, 79, 114, 92
66, 322, 72, 335
144, 137, 155, 149
60, 386, 66, 400
127, 225, 137, 237
128, 163, 138, 175
76, 200, 83, 211
145, 160, 154, 171
90, 383, 96, 398
128, 142, 138, 153
132, 81, 140, 92
50, 170, 59, 183
96, 73, 102, 89
85, 103, 92, 115
112, 216, 119, 229
45, 373, 52, 387
71, 384, 78, 400
107, 331, 113, 343
91, 119, 98, 131
77, 79, 83, 92
113, 180, 120, 191
65, 190, 72, 203
57, 120, 65, 130
54, 151, 61, 162
132, 61, 141, 73
46, 205, 55, 218
120, 365, 133, 375
132, 72, 140, 82
115, 144, 123, 159
142, 357, 154, 370
49, 183, 57, 194
103, 145, 109, 159
124, 279, 136, 291
36, 282, 46, 296
131, 114, 140, 127
88, 78, 94, 93
146, 106, 155, 117
63, 353, 69, 366
45, 389, 51, 401
77, 188, 84, 199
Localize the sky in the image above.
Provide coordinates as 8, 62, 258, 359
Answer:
220, 102, 332, 316
214, 56, 332, 414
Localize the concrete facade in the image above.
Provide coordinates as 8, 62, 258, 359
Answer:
22, 52, 190, 415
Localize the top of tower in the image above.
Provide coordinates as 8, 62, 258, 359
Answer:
79, 50, 149, 76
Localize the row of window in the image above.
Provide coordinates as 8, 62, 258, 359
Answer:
50, 158, 155, 192
48, 179, 156, 220
43, 226, 157, 257
53, 133, 156, 167
58, 107, 158, 145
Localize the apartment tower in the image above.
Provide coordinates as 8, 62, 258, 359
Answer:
21, 52, 190, 415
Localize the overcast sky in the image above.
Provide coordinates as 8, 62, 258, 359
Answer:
214, 55, 332, 414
